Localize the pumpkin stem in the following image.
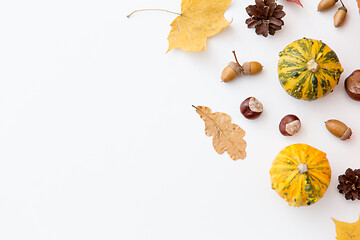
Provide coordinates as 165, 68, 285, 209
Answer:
307, 59, 319, 73
297, 163, 308, 174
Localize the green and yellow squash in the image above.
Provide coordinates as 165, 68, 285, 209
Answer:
270, 144, 331, 207
278, 38, 343, 101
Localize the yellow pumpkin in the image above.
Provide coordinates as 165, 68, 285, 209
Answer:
278, 38, 343, 101
270, 144, 331, 207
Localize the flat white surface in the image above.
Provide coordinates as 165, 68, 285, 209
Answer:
0, 0, 359, 239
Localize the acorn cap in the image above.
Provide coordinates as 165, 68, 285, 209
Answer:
340, 127, 352, 140
242, 62, 251, 75
338, 6, 347, 11
228, 62, 243, 75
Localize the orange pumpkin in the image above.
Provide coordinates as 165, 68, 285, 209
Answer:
270, 144, 331, 207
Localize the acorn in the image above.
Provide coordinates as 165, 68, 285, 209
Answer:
221, 61, 243, 83
325, 119, 352, 140
318, 0, 338, 11
334, 1, 347, 28
221, 51, 262, 82
242, 61, 263, 75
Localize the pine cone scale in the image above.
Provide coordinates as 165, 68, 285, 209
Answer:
269, 3, 276, 16
269, 28, 276, 36
275, 5, 284, 11
272, 11, 286, 19
246, 6, 257, 16
246, 18, 261, 28
270, 24, 281, 30
255, 0, 265, 8
269, 17, 283, 26
256, 22, 269, 37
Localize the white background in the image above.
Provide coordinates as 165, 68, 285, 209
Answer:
0, 0, 359, 239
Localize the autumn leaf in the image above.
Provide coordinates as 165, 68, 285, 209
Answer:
333, 216, 360, 240
286, 0, 303, 7
357, 0, 360, 13
127, 0, 232, 52
167, 0, 232, 52
193, 105, 246, 160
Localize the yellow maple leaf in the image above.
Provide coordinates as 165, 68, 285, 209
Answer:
333, 216, 360, 240
167, 0, 232, 52
193, 105, 246, 160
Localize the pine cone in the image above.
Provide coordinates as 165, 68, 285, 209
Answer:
245, 0, 286, 37
337, 168, 360, 201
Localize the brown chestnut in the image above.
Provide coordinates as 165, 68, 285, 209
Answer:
279, 115, 301, 136
344, 70, 360, 101
240, 97, 263, 119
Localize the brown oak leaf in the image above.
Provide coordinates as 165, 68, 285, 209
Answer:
193, 105, 246, 160
286, 0, 303, 7
333, 216, 360, 240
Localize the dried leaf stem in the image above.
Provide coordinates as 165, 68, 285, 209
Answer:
127, 9, 181, 18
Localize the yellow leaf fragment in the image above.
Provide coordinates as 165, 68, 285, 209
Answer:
333, 216, 360, 240
194, 106, 246, 160
167, 0, 232, 52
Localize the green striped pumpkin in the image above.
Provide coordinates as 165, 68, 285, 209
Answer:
278, 38, 343, 101
270, 144, 331, 207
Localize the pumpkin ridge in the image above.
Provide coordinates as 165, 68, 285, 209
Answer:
282, 169, 300, 187
308, 170, 331, 186
308, 174, 330, 191
281, 54, 307, 64
305, 38, 316, 59
281, 173, 299, 199
288, 72, 308, 97
306, 153, 327, 166
315, 41, 327, 61
282, 46, 307, 62
277, 153, 299, 165
322, 49, 340, 63
296, 40, 311, 60
279, 67, 307, 83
